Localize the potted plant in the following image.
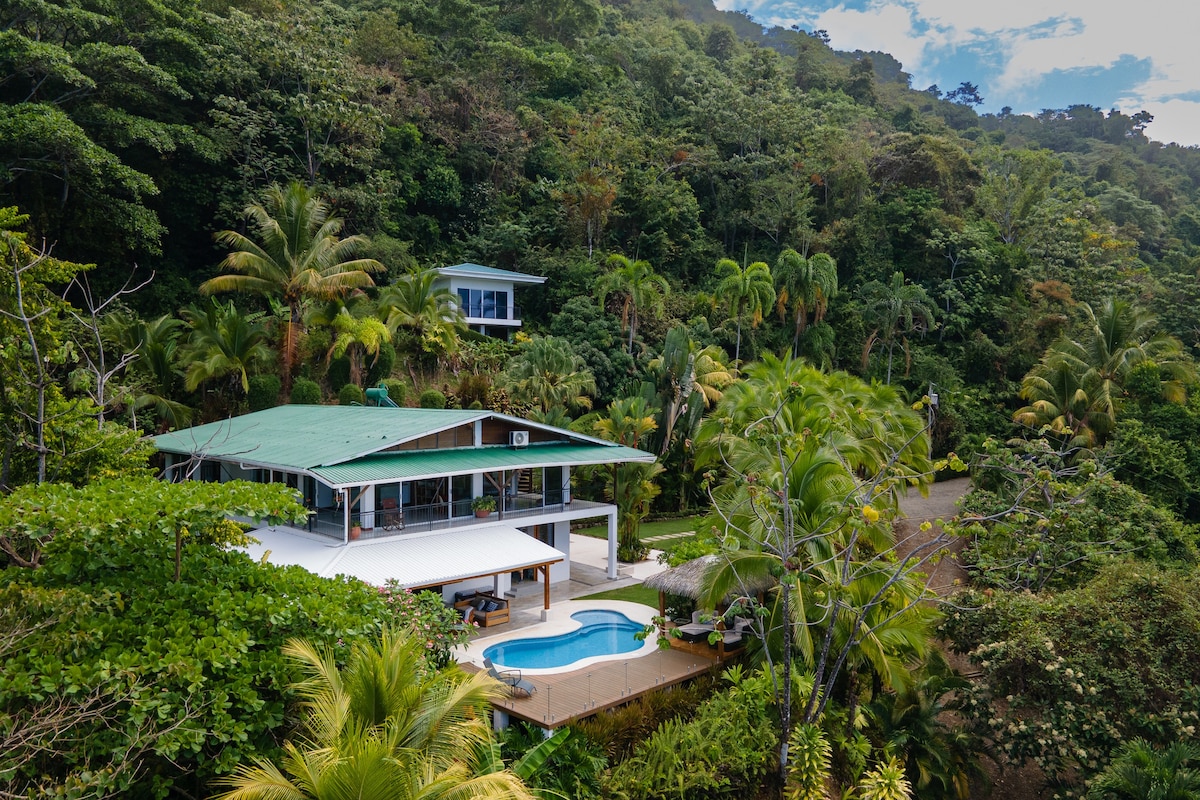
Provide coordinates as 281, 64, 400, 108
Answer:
349, 518, 362, 540
471, 495, 496, 518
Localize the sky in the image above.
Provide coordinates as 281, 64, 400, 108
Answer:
715, 0, 1200, 147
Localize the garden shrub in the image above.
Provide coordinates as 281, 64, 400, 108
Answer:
247, 373, 281, 411
338, 383, 364, 405
326, 354, 350, 392
572, 673, 718, 761
289, 377, 322, 405
603, 669, 778, 799
380, 378, 407, 406
364, 341, 396, 387
418, 388, 447, 409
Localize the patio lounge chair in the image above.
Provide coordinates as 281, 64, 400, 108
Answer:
720, 616, 753, 649
676, 610, 716, 643
483, 658, 536, 698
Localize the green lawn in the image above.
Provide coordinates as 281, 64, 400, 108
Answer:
576, 583, 660, 608
574, 515, 703, 541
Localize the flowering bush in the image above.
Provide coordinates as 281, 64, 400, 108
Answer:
376, 580, 473, 668
941, 564, 1200, 797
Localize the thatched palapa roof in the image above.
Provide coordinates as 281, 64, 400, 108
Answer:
643, 555, 775, 602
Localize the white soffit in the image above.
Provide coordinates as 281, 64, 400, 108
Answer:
243, 525, 564, 588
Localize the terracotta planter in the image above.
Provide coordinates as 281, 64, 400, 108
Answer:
474, 510, 490, 519
349, 525, 362, 540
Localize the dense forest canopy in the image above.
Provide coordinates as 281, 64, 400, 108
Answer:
8, 2, 1200, 799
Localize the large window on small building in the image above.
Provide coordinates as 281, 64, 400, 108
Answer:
456, 288, 509, 320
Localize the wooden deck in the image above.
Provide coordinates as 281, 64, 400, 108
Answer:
477, 647, 722, 729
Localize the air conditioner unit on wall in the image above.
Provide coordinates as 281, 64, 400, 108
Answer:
509, 430, 529, 448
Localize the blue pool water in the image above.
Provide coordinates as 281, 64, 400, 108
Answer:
483, 610, 645, 669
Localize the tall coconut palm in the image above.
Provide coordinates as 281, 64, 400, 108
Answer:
180, 300, 273, 400
201, 182, 384, 391
216, 629, 534, 800
594, 254, 669, 354
715, 257, 775, 366
502, 335, 597, 416
774, 249, 838, 357
860, 271, 936, 384
592, 396, 661, 559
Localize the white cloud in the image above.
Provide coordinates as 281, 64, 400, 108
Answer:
1135, 99, 1200, 148
715, 0, 1200, 144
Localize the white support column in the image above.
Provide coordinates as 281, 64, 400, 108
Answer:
607, 508, 618, 580
361, 485, 375, 531
342, 492, 350, 544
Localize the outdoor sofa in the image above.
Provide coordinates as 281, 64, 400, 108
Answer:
453, 591, 510, 627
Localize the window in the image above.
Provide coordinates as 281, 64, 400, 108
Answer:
456, 288, 509, 320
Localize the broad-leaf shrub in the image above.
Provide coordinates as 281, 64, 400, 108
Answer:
954, 441, 1196, 591
0, 479, 459, 798
603, 667, 778, 799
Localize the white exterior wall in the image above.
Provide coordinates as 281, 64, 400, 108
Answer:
550, 520, 572, 582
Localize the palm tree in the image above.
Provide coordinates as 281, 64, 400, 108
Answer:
591, 396, 661, 560
1088, 739, 1200, 800
1015, 299, 1194, 447
646, 326, 733, 456
216, 629, 534, 800
180, 300, 273, 402
594, 254, 669, 354
327, 308, 391, 389
774, 249, 838, 357
860, 271, 936, 384
378, 268, 465, 379
502, 335, 597, 416
715, 257, 775, 367
1077, 297, 1194, 414
106, 312, 192, 430
695, 354, 934, 783
201, 182, 384, 391
866, 653, 984, 800
1014, 345, 1105, 449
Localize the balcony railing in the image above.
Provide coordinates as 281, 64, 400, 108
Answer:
458, 303, 521, 321
306, 492, 572, 541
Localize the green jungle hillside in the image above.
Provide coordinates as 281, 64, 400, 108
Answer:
6, 1, 1200, 799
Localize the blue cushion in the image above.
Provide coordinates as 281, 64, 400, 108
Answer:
483, 600, 500, 612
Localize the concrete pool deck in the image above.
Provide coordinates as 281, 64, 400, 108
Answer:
457, 599, 658, 674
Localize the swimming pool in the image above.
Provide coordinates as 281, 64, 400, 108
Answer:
483, 609, 646, 670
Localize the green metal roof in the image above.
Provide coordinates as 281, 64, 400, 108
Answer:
151, 406, 486, 470
311, 442, 655, 486
436, 263, 546, 283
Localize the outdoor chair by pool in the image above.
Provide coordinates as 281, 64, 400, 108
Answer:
676, 610, 716, 643
483, 658, 536, 698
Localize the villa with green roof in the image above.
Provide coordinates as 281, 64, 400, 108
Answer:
434, 262, 546, 338
152, 405, 655, 614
